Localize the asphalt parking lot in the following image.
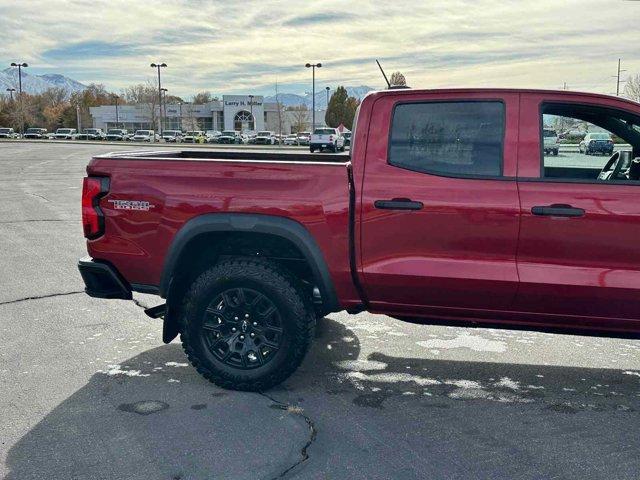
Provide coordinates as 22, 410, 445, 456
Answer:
1, 142, 639, 480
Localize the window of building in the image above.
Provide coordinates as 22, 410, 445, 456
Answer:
388, 101, 505, 177
541, 104, 640, 182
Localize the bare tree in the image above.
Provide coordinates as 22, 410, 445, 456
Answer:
624, 74, 640, 103
192, 91, 217, 104
288, 104, 309, 133
123, 82, 159, 130
390, 71, 407, 87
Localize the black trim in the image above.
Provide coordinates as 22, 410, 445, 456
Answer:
386, 99, 507, 180
131, 283, 160, 294
374, 199, 424, 210
159, 213, 340, 313
347, 164, 368, 308
78, 257, 132, 300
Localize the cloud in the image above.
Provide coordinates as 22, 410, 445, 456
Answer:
0, 0, 638, 98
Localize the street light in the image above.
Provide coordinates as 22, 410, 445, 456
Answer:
305, 63, 322, 131
150, 62, 167, 134
111, 94, 120, 128
160, 87, 168, 130
178, 101, 183, 131
10, 62, 28, 135
248, 94, 254, 132
6, 88, 15, 102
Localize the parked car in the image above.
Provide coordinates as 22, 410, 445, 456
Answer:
23, 128, 48, 139
254, 131, 276, 145
105, 129, 128, 141
131, 130, 156, 142
310, 127, 345, 152
543, 128, 559, 155
78, 88, 640, 392
54, 128, 77, 140
283, 134, 299, 146
342, 131, 352, 147
579, 132, 614, 155
217, 130, 242, 144
0, 127, 18, 139
162, 130, 184, 143
205, 130, 221, 143
297, 132, 311, 146
182, 131, 206, 144
76, 128, 106, 141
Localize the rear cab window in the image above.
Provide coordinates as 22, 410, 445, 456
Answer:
388, 101, 505, 178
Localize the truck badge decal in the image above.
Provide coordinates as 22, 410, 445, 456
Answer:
108, 199, 155, 211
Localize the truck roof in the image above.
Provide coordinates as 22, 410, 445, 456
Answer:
365, 88, 640, 108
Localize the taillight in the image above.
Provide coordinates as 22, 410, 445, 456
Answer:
82, 176, 109, 239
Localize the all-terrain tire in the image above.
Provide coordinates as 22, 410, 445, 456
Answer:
180, 258, 316, 391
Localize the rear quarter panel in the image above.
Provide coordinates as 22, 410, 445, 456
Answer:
86, 157, 360, 307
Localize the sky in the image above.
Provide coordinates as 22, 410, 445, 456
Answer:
0, 0, 639, 98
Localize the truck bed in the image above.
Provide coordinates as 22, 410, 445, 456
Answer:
86, 149, 359, 306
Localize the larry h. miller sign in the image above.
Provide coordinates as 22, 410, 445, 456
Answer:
223, 95, 264, 131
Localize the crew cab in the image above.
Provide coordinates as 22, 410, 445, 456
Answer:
310, 127, 345, 152
0, 127, 18, 139
54, 128, 77, 139
77, 128, 106, 141
23, 128, 48, 139
254, 131, 276, 145
105, 129, 128, 141
78, 88, 640, 392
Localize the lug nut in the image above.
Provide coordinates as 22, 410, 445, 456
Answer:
218, 318, 222, 324
252, 322, 257, 326
250, 333, 255, 338
240, 335, 245, 340
234, 316, 238, 320
231, 327, 236, 332
245, 314, 250, 318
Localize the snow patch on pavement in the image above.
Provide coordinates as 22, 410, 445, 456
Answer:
416, 332, 507, 353
102, 364, 150, 377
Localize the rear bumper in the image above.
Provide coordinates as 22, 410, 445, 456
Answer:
78, 257, 132, 299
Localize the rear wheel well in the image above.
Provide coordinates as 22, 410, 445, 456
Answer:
166, 231, 317, 310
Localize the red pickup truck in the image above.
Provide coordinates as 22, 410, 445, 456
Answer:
79, 88, 640, 390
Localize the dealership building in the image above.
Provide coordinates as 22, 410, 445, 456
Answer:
89, 95, 327, 134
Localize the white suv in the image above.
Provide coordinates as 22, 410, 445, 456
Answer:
310, 127, 345, 153
543, 128, 559, 156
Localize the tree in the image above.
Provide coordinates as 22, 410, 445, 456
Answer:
390, 71, 407, 87
192, 91, 217, 104
624, 74, 640, 103
124, 82, 159, 130
288, 104, 309, 133
325, 86, 359, 130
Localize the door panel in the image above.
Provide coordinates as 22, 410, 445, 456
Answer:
359, 92, 520, 312
515, 93, 640, 320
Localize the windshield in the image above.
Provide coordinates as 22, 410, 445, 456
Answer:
135, 130, 151, 135
84, 129, 98, 134
0, 128, 11, 133
26, 128, 41, 133
314, 128, 335, 135
164, 131, 179, 136
186, 131, 201, 136
107, 129, 123, 134
257, 131, 271, 136
222, 131, 236, 136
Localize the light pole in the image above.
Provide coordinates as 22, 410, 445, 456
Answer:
178, 102, 183, 131
112, 94, 120, 128
248, 94, 254, 131
325, 87, 330, 122
6, 88, 15, 102
150, 62, 167, 134
305, 63, 322, 131
160, 87, 168, 130
613, 58, 627, 97
10, 62, 28, 135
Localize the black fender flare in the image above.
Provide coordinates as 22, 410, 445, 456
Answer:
159, 213, 340, 313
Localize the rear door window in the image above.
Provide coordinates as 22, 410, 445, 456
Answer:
388, 101, 505, 177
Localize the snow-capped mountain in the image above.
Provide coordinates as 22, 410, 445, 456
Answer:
265, 86, 374, 109
0, 68, 86, 96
